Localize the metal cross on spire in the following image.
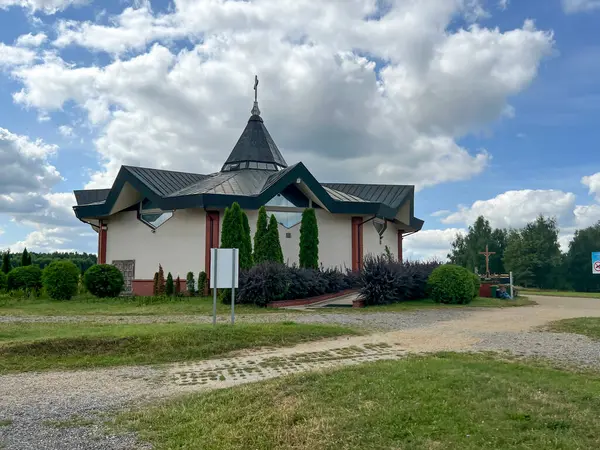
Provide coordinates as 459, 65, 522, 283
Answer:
479, 244, 496, 278
251, 75, 261, 116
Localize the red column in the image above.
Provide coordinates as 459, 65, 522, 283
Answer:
397, 230, 403, 263
204, 211, 220, 291
351, 217, 363, 272
98, 220, 107, 264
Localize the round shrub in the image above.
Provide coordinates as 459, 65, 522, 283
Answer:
428, 264, 474, 304
471, 273, 481, 299
7, 265, 42, 292
42, 260, 80, 300
84, 264, 124, 298
0, 271, 7, 291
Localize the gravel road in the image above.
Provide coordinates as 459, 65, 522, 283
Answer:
0, 294, 598, 449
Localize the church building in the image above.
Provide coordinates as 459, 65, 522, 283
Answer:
73, 80, 423, 295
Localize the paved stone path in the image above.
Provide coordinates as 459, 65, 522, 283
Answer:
0, 295, 599, 449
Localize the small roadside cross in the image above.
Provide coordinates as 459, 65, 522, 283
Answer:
479, 244, 496, 278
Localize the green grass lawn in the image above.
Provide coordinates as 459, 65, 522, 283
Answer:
545, 317, 600, 340
0, 293, 284, 316
115, 353, 600, 450
325, 296, 536, 312
521, 289, 600, 299
0, 322, 358, 374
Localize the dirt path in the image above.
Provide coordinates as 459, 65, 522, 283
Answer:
1, 295, 599, 450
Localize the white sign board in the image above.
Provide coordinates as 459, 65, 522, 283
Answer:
210, 248, 239, 288
592, 252, 600, 275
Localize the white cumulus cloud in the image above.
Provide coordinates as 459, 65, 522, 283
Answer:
403, 228, 466, 261
562, 0, 600, 13
582, 172, 600, 201
0, 43, 36, 67
441, 189, 577, 229
9, 0, 553, 191
0, 0, 87, 14
15, 32, 47, 47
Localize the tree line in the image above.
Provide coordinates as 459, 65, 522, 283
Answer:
448, 215, 600, 292
1, 249, 97, 275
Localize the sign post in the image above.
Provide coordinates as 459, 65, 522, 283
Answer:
592, 252, 600, 275
210, 248, 240, 326
509, 271, 513, 299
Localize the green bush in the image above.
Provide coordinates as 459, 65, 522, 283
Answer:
428, 264, 474, 304
471, 273, 481, 299
0, 271, 7, 291
42, 260, 80, 300
7, 266, 42, 292
84, 264, 124, 298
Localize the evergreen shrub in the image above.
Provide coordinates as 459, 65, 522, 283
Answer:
7, 266, 42, 292
428, 264, 474, 304
42, 260, 80, 300
84, 264, 124, 298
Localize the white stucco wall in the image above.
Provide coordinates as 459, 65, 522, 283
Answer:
363, 219, 398, 260
315, 210, 353, 270
106, 209, 206, 279
234, 208, 352, 269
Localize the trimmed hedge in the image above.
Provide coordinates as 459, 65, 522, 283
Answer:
84, 264, 124, 298
359, 256, 441, 306
7, 265, 42, 292
43, 260, 80, 300
237, 263, 357, 307
428, 264, 474, 304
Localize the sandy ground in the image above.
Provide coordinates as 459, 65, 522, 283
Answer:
0, 295, 599, 449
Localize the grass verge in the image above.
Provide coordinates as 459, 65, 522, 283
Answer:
545, 317, 600, 340
115, 353, 600, 450
0, 322, 358, 374
0, 294, 285, 316
521, 289, 600, 299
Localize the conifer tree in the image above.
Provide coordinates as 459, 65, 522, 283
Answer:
299, 208, 319, 269
156, 264, 166, 295
21, 248, 31, 266
253, 206, 269, 264
1, 250, 11, 274
221, 202, 244, 249
166, 272, 174, 296
240, 211, 253, 269
186, 271, 195, 295
267, 214, 284, 264
152, 272, 159, 296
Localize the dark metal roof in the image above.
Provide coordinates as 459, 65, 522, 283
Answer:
323, 186, 366, 203
221, 115, 287, 170
322, 183, 411, 209
169, 170, 274, 197
123, 166, 209, 197
74, 189, 111, 206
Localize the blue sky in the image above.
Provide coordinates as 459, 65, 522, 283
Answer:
0, 0, 599, 259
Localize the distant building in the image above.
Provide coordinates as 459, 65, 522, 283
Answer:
73, 81, 423, 295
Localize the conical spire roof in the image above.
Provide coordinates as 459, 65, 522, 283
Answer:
221, 76, 287, 172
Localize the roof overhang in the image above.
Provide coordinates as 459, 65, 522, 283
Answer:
73, 163, 424, 231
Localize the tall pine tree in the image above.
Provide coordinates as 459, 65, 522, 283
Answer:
299, 208, 319, 269
267, 214, 284, 264
21, 248, 31, 266
1, 250, 11, 274
240, 211, 253, 269
253, 206, 269, 264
